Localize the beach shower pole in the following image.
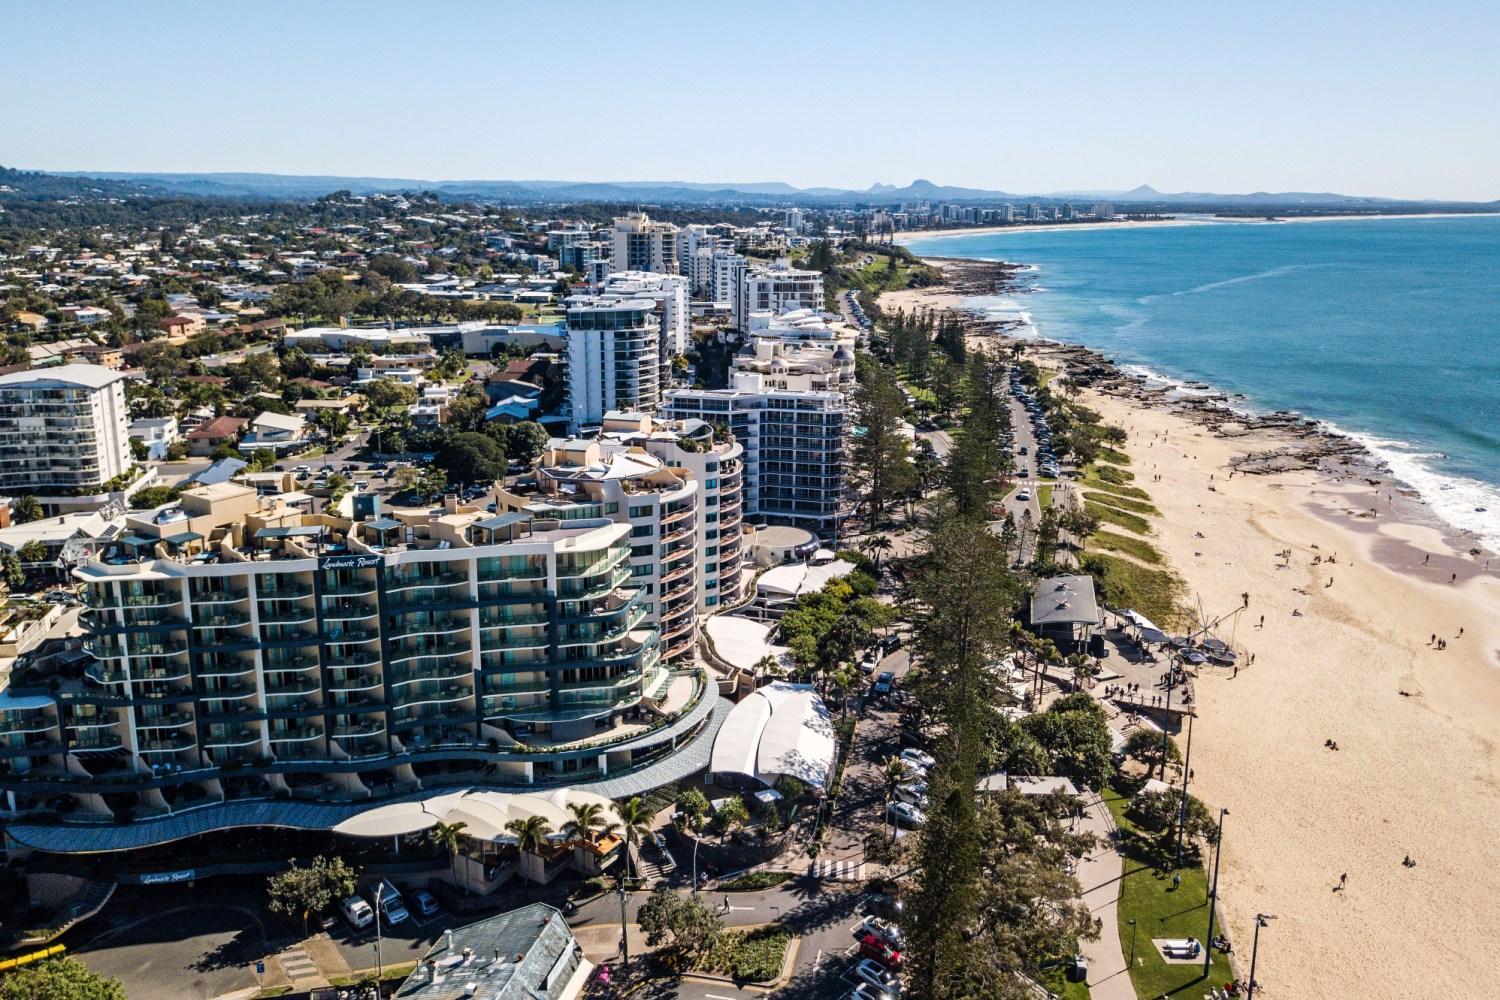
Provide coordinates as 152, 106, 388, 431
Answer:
1246, 913, 1275, 999
1204, 807, 1229, 977
1175, 711, 1195, 864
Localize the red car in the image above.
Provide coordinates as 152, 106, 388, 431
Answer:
859, 934, 903, 967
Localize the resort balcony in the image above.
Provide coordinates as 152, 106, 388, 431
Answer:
482, 678, 552, 698
558, 674, 641, 697
202, 728, 261, 750
136, 711, 195, 729
322, 579, 378, 597
133, 664, 192, 682
268, 726, 324, 744
103, 610, 188, 629
387, 640, 469, 664
263, 653, 319, 672
265, 696, 323, 717
556, 548, 627, 582
386, 617, 470, 641
391, 686, 472, 712
65, 714, 122, 731
326, 673, 382, 693
70, 732, 124, 751
385, 569, 469, 592
392, 703, 473, 726
390, 663, 473, 686
320, 602, 378, 621
117, 592, 184, 608
200, 680, 256, 700
556, 566, 631, 603
195, 610, 252, 628
264, 675, 320, 696
256, 582, 313, 599
257, 607, 318, 625
331, 720, 386, 739
324, 626, 380, 643
0, 735, 67, 757
138, 733, 195, 753
200, 701, 258, 722
478, 636, 549, 658
477, 609, 550, 628
197, 660, 256, 679
324, 652, 382, 669
191, 589, 250, 605
660, 505, 694, 527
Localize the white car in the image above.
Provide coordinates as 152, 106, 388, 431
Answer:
857, 915, 904, 948
894, 783, 929, 810
898, 749, 936, 771
886, 801, 927, 828
1016, 490, 1031, 502
368, 881, 409, 925
849, 984, 893, 1000
855, 958, 901, 994
341, 895, 374, 929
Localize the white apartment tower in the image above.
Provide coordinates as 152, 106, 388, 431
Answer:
564, 297, 662, 431
0, 364, 132, 495
737, 260, 824, 332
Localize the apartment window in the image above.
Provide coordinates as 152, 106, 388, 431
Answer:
605, 501, 620, 514
630, 524, 654, 538
705, 595, 719, 607
704, 546, 717, 556
629, 505, 652, 518
704, 563, 716, 573
705, 512, 718, 523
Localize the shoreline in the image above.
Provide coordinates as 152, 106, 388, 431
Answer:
885, 265, 1500, 998
894, 210, 1500, 242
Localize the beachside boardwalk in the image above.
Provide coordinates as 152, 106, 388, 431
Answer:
1077, 790, 1135, 1000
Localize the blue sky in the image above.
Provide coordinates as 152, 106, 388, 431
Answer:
5, 1, 1498, 200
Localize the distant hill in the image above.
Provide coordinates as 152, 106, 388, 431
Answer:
13, 166, 1499, 210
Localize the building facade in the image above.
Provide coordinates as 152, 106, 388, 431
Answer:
610, 212, 678, 275
662, 372, 847, 532
737, 260, 823, 332
0, 485, 724, 855
563, 297, 662, 431
0, 364, 131, 495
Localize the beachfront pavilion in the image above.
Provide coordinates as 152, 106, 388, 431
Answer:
1029, 574, 1102, 652
709, 681, 836, 793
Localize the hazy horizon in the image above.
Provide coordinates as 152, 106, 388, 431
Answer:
6, 0, 1499, 201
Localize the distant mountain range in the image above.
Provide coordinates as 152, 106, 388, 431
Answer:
11, 167, 1498, 208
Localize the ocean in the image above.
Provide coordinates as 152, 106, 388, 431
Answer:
904, 215, 1500, 549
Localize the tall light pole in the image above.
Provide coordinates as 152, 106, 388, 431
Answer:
1204, 808, 1229, 976
1175, 711, 1195, 864
1127, 918, 1137, 970
617, 874, 631, 973
1245, 912, 1275, 999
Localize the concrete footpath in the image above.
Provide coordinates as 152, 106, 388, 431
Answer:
1076, 791, 1136, 1000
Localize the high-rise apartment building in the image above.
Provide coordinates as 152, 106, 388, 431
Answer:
662, 372, 847, 532
563, 296, 662, 431
610, 212, 679, 274
737, 260, 825, 332
0, 486, 722, 857
0, 364, 131, 496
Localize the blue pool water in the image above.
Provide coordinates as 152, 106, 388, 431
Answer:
904, 215, 1500, 547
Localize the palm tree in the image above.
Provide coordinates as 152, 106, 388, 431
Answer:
561, 801, 606, 847
431, 820, 468, 886
614, 796, 653, 884
867, 534, 893, 570
12, 495, 41, 524
881, 756, 911, 843
505, 815, 553, 855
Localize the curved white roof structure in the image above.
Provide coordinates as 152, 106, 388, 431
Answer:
331, 788, 623, 843
710, 682, 835, 790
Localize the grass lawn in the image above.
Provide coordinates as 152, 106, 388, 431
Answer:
1038, 483, 1056, 508
1079, 475, 1153, 501
1037, 963, 1092, 999
1093, 463, 1136, 484
1083, 491, 1160, 516
1084, 552, 1185, 627
1102, 782, 1234, 998
1099, 446, 1132, 465
1085, 501, 1152, 536
1089, 530, 1164, 564
328, 962, 417, 988
1039, 368, 1060, 388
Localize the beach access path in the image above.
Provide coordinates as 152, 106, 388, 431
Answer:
1076, 790, 1135, 1000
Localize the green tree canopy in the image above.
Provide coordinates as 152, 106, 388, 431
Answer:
266, 854, 360, 933
434, 431, 506, 487
0, 957, 126, 1000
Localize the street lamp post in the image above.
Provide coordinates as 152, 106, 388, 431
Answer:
1204, 808, 1229, 977
617, 876, 631, 973
1246, 913, 1276, 999
1127, 918, 1137, 969
1175, 711, 1195, 864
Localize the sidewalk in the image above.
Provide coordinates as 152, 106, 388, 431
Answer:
1075, 791, 1135, 1000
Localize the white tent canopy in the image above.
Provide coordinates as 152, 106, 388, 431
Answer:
711, 682, 835, 790
332, 788, 622, 844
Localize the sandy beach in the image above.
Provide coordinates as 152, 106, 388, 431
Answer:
880, 242, 1500, 995
994, 340, 1500, 998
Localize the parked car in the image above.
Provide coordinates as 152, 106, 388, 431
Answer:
872, 671, 896, 695
849, 983, 894, 1000
858, 934, 903, 968
855, 957, 902, 994
879, 634, 903, 654
410, 889, 440, 918
858, 650, 880, 674
898, 749, 936, 771
341, 895, 374, 929
894, 783, 929, 810
368, 880, 409, 925
887, 801, 927, 829
865, 892, 905, 920
858, 915, 904, 949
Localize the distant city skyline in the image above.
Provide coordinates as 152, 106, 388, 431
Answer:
5, 0, 1498, 201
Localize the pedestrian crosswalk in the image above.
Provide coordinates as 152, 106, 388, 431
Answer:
809, 857, 865, 881
278, 945, 320, 984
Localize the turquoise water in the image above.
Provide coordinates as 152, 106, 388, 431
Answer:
904, 216, 1500, 547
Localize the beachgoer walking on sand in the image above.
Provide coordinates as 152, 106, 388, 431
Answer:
1459, 627, 1464, 638
1258, 615, 1264, 628
1451, 573, 1457, 583
1241, 592, 1250, 608
1424, 554, 1430, 565
1339, 872, 1348, 890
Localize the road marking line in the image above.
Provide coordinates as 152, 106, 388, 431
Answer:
705, 994, 738, 999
